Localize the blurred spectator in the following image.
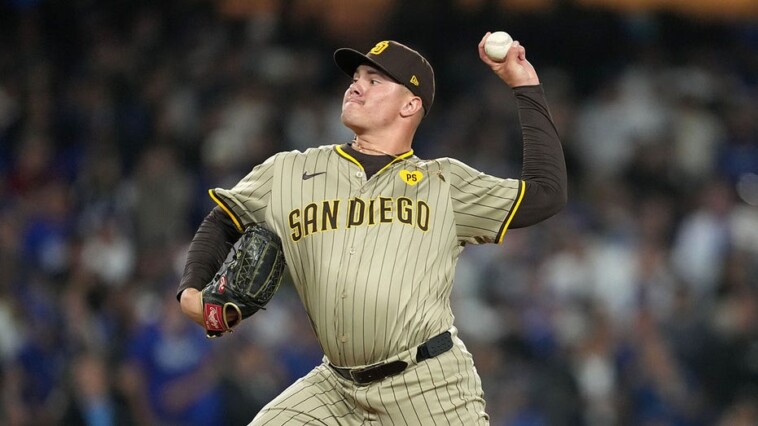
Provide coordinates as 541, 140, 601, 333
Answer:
701, 285, 758, 418
0, 207, 23, 358
718, 98, 758, 183
79, 216, 136, 288
6, 132, 56, 197
573, 66, 668, 182
74, 144, 131, 232
668, 85, 725, 189
119, 290, 224, 425
3, 275, 65, 425
129, 144, 193, 251
620, 310, 706, 425
61, 351, 134, 425
216, 338, 289, 424
670, 180, 736, 300
21, 180, 75, 277
201, 84, 276, 180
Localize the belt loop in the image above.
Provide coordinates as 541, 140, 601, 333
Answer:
415, 331, 453, 363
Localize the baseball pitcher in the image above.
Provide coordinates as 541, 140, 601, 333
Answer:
178, 33, 567, 425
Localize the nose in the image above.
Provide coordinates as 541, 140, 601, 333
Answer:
347, 80, 362, 96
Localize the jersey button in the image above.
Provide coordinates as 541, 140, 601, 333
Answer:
356, 171, 364, 178
341, 291, 347, 298
349, 248, 356, 255
340, 335, 348, 343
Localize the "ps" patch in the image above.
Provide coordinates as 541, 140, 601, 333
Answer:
400, 170, 423, 185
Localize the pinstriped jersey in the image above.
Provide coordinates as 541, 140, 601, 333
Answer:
210, 144, 524, 367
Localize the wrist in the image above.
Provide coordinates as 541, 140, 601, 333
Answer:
179, 288, 204, 325
510, 78, 540, 88
512, 83, 542, 91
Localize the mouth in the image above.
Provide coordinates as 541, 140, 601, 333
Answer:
344, 97, 363, 107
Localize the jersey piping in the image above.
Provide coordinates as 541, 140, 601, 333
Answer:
209, 189, 244, 232
495, 179, 526, 244
334, 144, 415, 176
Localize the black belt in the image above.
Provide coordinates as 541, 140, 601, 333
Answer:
329, 331, 453, 385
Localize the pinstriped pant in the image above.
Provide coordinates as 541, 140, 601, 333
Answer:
249, 336, 489, 425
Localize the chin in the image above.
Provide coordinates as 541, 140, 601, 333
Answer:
340, 112, 362, 131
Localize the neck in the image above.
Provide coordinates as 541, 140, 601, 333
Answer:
351, 136, 411, 157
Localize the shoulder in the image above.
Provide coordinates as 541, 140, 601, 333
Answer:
421, 157, 478, 174
250, 146, 341, 178
275, 144, 341, 160
400, 156, 480, 184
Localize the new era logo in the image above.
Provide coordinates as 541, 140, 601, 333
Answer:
410, 75, 419, 86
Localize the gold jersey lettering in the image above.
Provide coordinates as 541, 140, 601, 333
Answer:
322, 200, 339, 231
379, 197, 393, 223
288, 197, 431, 241
367, 199, 376, 226
289, 209, 302, 242
347, 198, 366, 228
289, 200, 340, 241
397, 197, 413, 225
303, 203, 319, 236
417, 200, 430, 231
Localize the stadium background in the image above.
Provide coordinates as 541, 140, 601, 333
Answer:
1, 0, 757, 424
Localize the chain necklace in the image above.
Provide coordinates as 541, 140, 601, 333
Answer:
350, 138, 444, 180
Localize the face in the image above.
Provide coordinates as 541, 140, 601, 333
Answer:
341, 64, 414, 132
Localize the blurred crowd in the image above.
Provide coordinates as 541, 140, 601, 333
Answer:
1, 1, 757, 425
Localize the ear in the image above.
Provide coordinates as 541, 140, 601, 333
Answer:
400, 96, 423, 118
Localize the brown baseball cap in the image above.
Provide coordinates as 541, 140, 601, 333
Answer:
334, 40, 435, 116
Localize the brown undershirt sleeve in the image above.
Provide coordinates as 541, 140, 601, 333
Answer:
508, 85, 568, 228
176, 206, 242, 300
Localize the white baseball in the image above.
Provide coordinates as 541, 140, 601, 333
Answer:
484, 31, 513, 62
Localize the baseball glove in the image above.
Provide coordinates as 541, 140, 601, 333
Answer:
201, 224, 286, 338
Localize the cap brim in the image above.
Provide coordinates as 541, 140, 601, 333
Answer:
334, 48, 398, 84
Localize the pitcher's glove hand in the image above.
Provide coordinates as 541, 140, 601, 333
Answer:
201, 225, 286, 338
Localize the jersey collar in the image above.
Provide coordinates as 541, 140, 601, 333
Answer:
334, 144, 415, 176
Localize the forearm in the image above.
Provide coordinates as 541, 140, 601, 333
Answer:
177, 206, 240, 299
510, 85, 567, 228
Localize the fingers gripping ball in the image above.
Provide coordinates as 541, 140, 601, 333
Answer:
201, 225, 286, 338
484, 31, 513, 62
